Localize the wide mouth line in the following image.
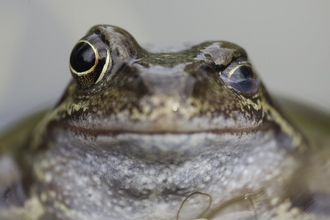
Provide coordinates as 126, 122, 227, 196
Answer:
49, 122, 273, 137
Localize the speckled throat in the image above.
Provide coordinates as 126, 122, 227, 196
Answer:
30, 129, 299, 219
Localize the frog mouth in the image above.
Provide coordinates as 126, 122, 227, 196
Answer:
48, 121, 279, 164
87, 126, 271, 136
55, 119, 273, 137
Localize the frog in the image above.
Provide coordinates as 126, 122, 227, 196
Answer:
0, 25, 329, 220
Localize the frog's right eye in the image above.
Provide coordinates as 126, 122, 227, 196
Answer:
70, 34, 111, 89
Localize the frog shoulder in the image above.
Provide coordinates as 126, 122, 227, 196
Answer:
0, 109, 49, 154
0, 154, 24, 207
273, 96, 330, 148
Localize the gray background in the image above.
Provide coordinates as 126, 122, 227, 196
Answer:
0, 1, 329, 131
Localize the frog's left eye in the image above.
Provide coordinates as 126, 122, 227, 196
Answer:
221, 62, 260, 93
70, 35, 111, 89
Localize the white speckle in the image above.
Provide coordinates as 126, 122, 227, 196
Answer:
40, 193, 47, 202
125, 206, 133, 212
149, 168, 156, 175
156, 173, 166, 184
229, 182, 237, 189
271, 197, 279, 206
110, 199, 118, 206
118, 199, 128, 207
76, 176, 88, 187
100, 163, 107, 174
242, 168, 250, 176
92, 175, 101, 184
63, 179, 73, 191
64, 198, 71, 206
205, 164, 212, 171
254, 168, 261, 175
106, 201, 112, 208
140, 176, 149, 184
224, 169, 232, 176
49, 191, 56, 198
204, 175, 211, 182
44, 173, 52, 183
247, 157, 254, 163
54, 165, 62, 172
169, 164, 176, 170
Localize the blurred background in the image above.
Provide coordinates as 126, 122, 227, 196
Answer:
0, 0, 329, 131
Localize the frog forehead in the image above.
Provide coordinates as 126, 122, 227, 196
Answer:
52, 25, 273, 134
86, 25, 247, 67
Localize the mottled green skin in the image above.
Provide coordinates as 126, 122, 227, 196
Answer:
0, 25, 329, 220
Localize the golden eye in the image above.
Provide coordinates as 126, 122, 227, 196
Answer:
70, 34, 111, 89
221, 63, 260, 93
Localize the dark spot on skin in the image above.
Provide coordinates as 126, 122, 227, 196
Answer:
290, 191, 330, 216
290, 191, 315, 211
97, 30, 110, 46
0, 183, 26, 207
113, 48, 120, 56
214, 64, 226, 73
2, 187, 12, 201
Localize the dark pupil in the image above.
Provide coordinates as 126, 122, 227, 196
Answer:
70, 42, 96, 72
230, 66, 257, 93
234, 66, 253, 79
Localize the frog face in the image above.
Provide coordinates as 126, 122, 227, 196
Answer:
18, 25, 308, 220
52, 25, 279, 137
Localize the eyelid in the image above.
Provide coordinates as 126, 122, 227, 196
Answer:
227, 63, 253, 79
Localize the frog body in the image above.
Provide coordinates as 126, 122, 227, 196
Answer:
0, 25, 329, 220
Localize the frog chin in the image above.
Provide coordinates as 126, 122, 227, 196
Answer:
32, 127, 296, 219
